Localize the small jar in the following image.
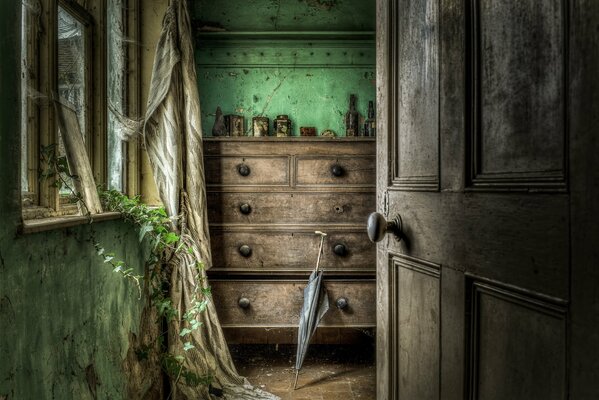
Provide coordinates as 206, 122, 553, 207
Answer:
252, 116, 269, 137
273, 115, 292, 137
300, 127, 316, 136
225, 115, 245, 136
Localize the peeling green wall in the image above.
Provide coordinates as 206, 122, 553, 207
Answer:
193, 0, 376, 137
192, 0, 375, 32
0, 2, 155, 399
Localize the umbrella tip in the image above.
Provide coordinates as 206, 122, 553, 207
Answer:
293, 370, 299, 390
315, 230, 327, 237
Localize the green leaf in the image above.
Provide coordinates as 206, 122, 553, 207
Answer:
138, 223, 153, 243
183, 342, 195, 352
180, 328, 192, 337
164, 232, 180, 245
104, 256, 114, 263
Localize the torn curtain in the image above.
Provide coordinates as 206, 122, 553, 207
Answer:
142, 1, 278, 398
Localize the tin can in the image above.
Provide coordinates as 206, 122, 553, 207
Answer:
300, 127, 316, 136
273, 115, 292, 137
252, 116, 269, 137
225, 115, 245, 136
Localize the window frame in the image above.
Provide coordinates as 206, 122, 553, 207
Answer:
21, 0, 141, 222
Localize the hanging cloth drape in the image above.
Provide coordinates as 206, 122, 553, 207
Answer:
143, 1, 279, 398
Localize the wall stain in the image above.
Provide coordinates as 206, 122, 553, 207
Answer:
0, 296, 14, 319
305, 0, 339, 11
85, 364, 99, 400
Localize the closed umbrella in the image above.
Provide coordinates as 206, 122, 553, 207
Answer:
294, 231, 330, 389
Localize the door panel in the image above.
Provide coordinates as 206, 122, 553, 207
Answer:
391, 254, 440, 400
471, 0, 567, 188
386, 192, 569, 299
375, 0, 586, 398
468, 281, 567, 400
394, 0, 439, 190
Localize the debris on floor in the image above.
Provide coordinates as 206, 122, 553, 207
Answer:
230, 344, 376, 399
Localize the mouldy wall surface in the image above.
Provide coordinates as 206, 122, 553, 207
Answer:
0, 2, 156, 399
191, 0, 375, 31
192, 0, 376, 137
0, 223, 152, 400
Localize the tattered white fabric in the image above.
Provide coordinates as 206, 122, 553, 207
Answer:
143, 1, 279, 399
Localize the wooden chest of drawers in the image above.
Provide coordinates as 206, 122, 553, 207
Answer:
204, 137, 376, 343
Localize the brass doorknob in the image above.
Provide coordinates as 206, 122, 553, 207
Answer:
367, 212, 403, 242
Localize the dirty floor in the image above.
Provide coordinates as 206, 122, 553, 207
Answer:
231, 344, 376, 400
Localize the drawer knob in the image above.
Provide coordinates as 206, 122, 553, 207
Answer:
238, 297, 251, 309
239, 203, 252, 215
331, 164, 344, 177
239, 245, 252, 257
336, 297, 349, 310
237, 163, 251, 177
333, 243, 348, 257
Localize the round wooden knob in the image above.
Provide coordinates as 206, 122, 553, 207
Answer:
238, 297, 250, 309
336, 297, 349, 310
239, 245, 252, 257
239, 203, 252, 215
367, 212, 403, 243
333, 243, 348, 257
330, 164, 344, 177
237, 164, 251, 177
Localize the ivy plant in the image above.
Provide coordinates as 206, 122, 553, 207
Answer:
40, 144, 213, 389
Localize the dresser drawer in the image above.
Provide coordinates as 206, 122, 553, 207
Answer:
207, 192, 375, 225
205, 155, 290, 187
295, 155, 375, 187
210, 280, 376, 328
210, 230, 375, 273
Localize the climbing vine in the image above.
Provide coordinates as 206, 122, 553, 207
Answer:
40, 144, 212, 389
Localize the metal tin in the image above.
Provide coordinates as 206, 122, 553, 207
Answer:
225, 115, 245, 136
300, 127, 317, 136
273, 115, 292, 137
252, 116, 269, 137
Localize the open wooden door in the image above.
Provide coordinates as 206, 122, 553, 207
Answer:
374, 0, 599, 399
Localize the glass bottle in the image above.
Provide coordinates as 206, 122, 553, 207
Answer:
344, 94, 359, 137
364, 101, 376, 137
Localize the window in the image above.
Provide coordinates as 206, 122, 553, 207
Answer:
20, 0, 140, 220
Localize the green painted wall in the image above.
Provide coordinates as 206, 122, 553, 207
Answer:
0, 2, 157, 399
192, 0, 375, 32
192, 0, 376, 137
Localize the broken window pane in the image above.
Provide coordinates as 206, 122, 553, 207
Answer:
58, 5, 86, 134
107, 0, 127, 191
58, 5, 87, 196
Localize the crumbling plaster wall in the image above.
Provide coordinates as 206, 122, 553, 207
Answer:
0, 2, 159, 399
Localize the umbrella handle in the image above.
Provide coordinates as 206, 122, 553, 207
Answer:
314, 234, 326, 273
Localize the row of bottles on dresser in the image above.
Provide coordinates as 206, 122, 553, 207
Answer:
345, 94, 376, 137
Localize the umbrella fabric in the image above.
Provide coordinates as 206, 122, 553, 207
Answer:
295, 270, 330, 373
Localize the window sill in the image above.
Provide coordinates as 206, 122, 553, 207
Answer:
21, 211, 122, 234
